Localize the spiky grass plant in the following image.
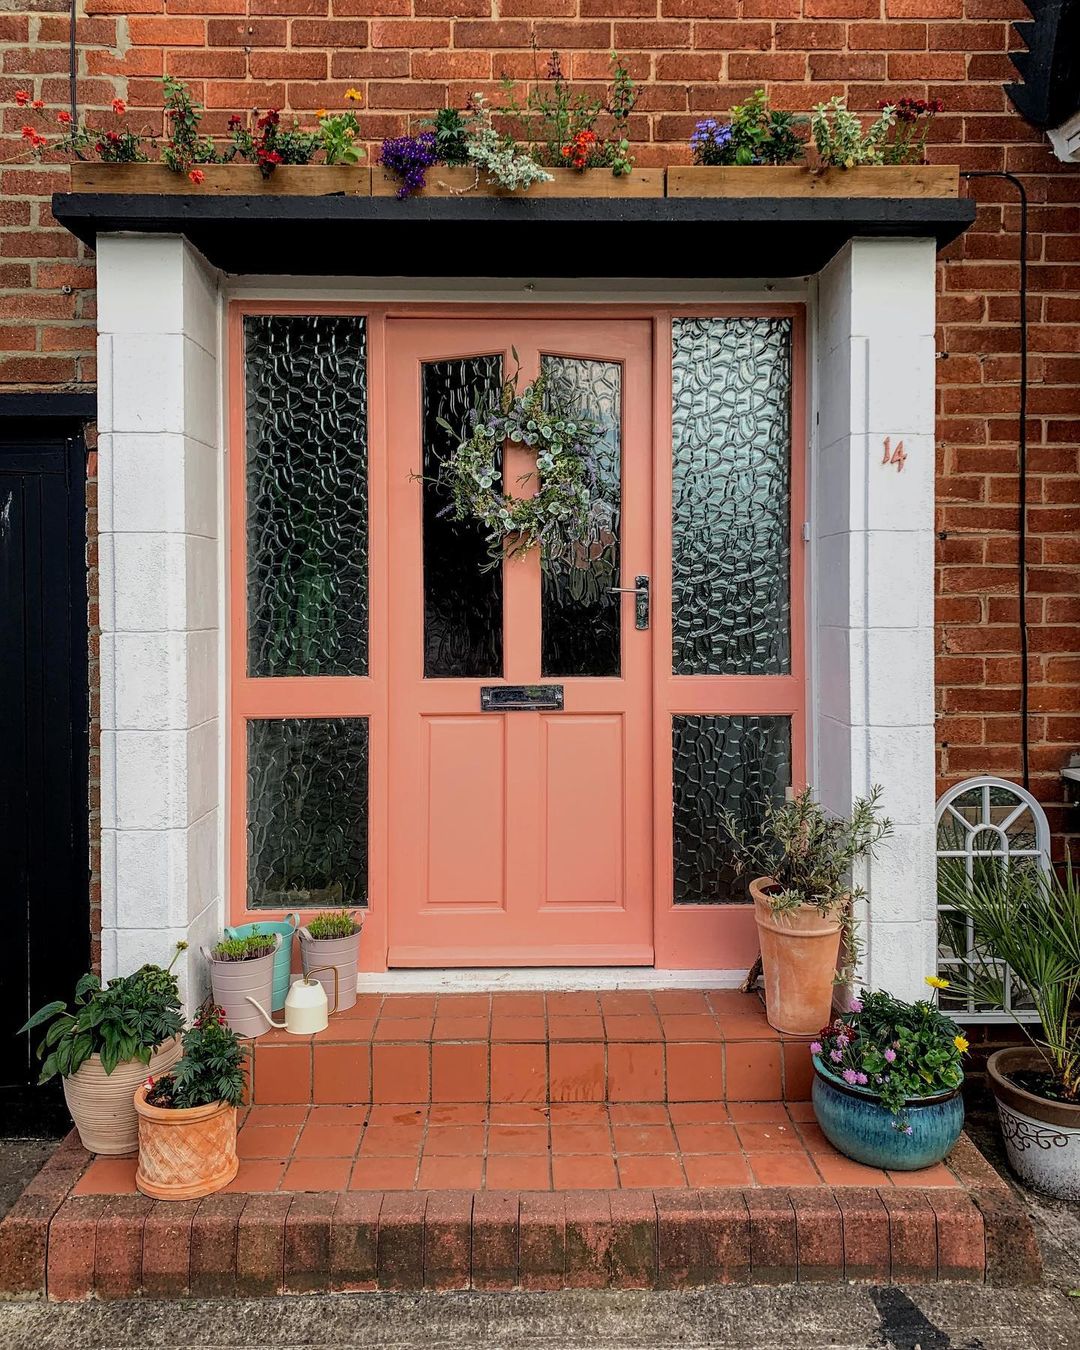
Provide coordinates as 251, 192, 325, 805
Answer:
307, 909, 361, 940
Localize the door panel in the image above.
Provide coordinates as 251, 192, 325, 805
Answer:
388, 320, 653, 966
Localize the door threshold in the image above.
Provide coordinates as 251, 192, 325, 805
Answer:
358, 967, 749, 993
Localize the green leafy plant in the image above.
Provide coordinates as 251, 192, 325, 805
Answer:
210, 934, 276, 962
425, 106, 471, 167
19, 945, 187, 1082
318, 109, 364, 165
462, 93, 553, 192
224, 108, 319, 177
161, 74, 216, 177
503, 49, 637, 175
813, 989, 966, 1129
724, 786, 893, 980
306, 908, 361, 940
690, 90, 804, 167
938, 861, 1080, 1103
145, 1003, 248, 1110
811, 96, 896, 168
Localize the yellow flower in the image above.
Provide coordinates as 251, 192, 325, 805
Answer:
316, 108, 327, 119
925, 975, 950, 990
954, 1035, 969, 1054
345, 88, 363, 103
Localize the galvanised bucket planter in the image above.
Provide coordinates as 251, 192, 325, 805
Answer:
224, 914, 299, 1012
298, 924, 362, 1014
988, 1047, 1080, 1200
812, 1055, 964, 1171
203, 934, 281, 1038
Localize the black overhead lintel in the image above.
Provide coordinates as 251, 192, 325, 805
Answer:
51, 192, 975, 279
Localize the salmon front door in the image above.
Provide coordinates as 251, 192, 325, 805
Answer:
387, 320, 654, 966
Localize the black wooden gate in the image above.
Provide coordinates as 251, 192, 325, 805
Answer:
0, 402, 90, 1129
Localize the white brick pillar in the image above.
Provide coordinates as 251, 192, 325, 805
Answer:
813, 238, 938, 1003
96, 235, 223, 1008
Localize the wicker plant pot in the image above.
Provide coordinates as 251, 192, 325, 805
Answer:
133, 1084, 238, 1201
666, 165, 960, 198
751, 878, 843, 1037
61, 1036, 183, 1156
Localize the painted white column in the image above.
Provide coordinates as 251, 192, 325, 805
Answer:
813, 238, 938, 1003
96, 235, 223, 1008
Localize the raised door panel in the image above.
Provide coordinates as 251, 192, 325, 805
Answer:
423, 716, 506, 909
541, 715, 625, 909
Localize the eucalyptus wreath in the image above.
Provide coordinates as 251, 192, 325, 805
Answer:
436, 360, 616, 569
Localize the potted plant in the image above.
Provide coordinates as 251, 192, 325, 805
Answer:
298, 909, 363, 1013
202, 932, 281, 1038
810, 989, 966, 1170
17, 946, 185, 1154
224, 913, 300, 1013
939, 861, 1080, 1200
134, 1003, 247, 1200
725, 786, 893, 1036
668, 90, 958, 199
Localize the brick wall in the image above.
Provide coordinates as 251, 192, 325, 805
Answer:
1, 0, 1078, 859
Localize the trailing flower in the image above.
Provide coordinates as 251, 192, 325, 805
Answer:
162, 74, 216, 175
461, 93, 553, 192
813, 988, 966, 1130
690, 90, 804, 167
379, 129, 439, 198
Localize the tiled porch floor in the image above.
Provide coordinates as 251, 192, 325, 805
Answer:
74, 1099, 962, 1197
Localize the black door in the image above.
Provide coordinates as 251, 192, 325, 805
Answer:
0, 423, 89, 1129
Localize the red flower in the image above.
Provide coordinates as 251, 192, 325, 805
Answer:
57, 109, 72, 125
111, 97, 126, 115
21, 125, 46, 147
32, 99, 44, 111
228, 114, 242, 129
14, 90, 30, 107
188, 168, 206, 184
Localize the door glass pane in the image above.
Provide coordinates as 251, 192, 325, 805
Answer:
671, 317, 791, 675
247, 716, 368, 908
245, 314, 368, 677
540, 355, 621, 678
672, 714, 791, 905
423, 356, 504, 678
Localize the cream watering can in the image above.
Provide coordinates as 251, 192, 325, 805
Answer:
245, 964, 340, 1035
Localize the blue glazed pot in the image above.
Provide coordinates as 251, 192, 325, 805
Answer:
812, 1055, 964, 1171
225, 914, 300, 1013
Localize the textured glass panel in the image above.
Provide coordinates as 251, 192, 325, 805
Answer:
672, 714, 791, 905
423, 356, 504, 678
248, 717, 368, 908
245, 314, 368, 677
671, 317, 792, 675
539, 355, 621, 678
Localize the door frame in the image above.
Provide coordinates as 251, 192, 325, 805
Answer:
226, 301, 806, 973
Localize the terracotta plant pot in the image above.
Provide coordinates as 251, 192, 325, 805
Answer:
61, 1035, 183, 1156
298, 922, 362, 1013
751, 877, 843, 1036
987, 1047, 1080, 1200
204, 933, 281, 1038
133, 1084, 238, 1201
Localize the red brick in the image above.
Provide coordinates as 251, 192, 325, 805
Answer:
519, 1192, 566, 1291
881, 1190, 937, 1282
655, 1189, 703, 1288
423, 1191, 473, 1291
377, 1192, 426, 1289
284, 1193, 336, 1293
699, 1190, 751, 1283
189, 1193, 246, 1296
608, 1190, 657, 1289
927, 1190, 985, 1282
471, 1190, 519, 1290
971, 1188, 1042, 1286
141, 1199, 198, 1298
46, 1196, 107, 1302
330, 1192, 381, 1291
95, 1195, 152, 1298
746, 1190, 797, 1284
563, 1190, 611, 1289
791, 1191, 843, 1282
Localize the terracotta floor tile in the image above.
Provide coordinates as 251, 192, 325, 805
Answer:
244, 1105, 310, 1127
551, 1154, 619, 1189
374, 1017, 434, 1042
617, 1154, 687, 1188
794, 1122, 834, 1154
371, 1044, 430, 1104
281, 1157, 352, 1191
548, 1103, 609, 1124
487, 1124, 550, 1155
314, 1017, 376, 1043
888, 1163, 959, 1188
726, 1101, 791, 1123
307, 1105, 368, 1126
812, 1153, 893, 1186
490, 1042, 546, 1104
295, 1122, 362, 1158
660, 1014, 723, 1042
609, 1103, 669, 1125
224, 1160, 286, 1193
725, 1043, 783, 1101
350, 1156, 418, 1191
606, 1042, 665, 1102
720, 1013, 781, 1042
490, 1016, 548, 1042
418, 1156, 484, 1190
423, 1124, 486, 1155
367, 1105, 427, 1126
612, 1123, 677, 1153
236, 1124, 299, 1159
683, 1154, 754, 1187
485, 1155, 552, 1190
432, 1016, 490, 1041
549, 1042, 606, 1102
358, 1125, 425, 1157
545, 992, 600, 1016
379, 995, 437, 1019
489, 1104, 550, 1125
72, 1157, 138, 1194
735, 1121, 804, 1153
786, 1100, 817, 1123
431, 1042, 488, 1103
490, 993, 546, 1017
652, 990, 713, 1015
435, 994, 491, 1018
673, 1122, 741, 1154
312, 1041, 371, 1105
548, 1015, 606, 1041
550, 1123, 611, 1154
428, 1103, 487, 1125
599, 991, 656, 1017
668, 1102, 730, 1124
707, 990, 762, 1014
253, 1042, 312, 1104
665, 1042, 723, 1102
747, 1151, 823, 1187
347, 994, 387, 1018
603, 1015, 662, 1042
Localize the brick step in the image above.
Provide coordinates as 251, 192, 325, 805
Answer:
249, 988, 813, 1106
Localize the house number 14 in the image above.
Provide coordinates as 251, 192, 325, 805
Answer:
881, 437, 907, 472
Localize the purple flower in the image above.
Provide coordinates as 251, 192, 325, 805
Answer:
903, 1125, 914, 1136
849, 998, 863, 1013
836, 1033, 850, 1048
856, 1072, 869, 1085
379, 131, 437, 198
809, 1042, 822, 1055
830, 1049, 843, 1063
689, 118, 733, 166
884, 1048, 897, 1063
842, 1069, 859, 1085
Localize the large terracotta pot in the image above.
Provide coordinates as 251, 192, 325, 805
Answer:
133, 1084, 238, 1201
988, 1047, 1080, 1200
61, 1035, 183, 1156
298, 923, 362, 1013
751, 877, 843, 1036
204, 934, 281, 1037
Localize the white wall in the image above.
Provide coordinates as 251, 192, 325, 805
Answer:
96, 235, 224, 1007
812, 238, 939, 1001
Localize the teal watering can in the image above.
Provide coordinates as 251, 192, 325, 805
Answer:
224, 913, 300, 1012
